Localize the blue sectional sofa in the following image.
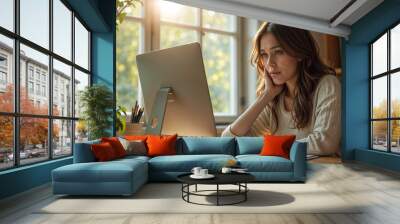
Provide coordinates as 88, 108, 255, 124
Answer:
52, 137, 307, 196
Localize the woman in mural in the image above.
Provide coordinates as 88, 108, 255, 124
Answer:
222, 22, 341, 155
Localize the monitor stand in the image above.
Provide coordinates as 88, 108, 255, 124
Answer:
145, 87, 174, 135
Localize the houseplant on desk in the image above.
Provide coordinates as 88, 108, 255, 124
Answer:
116, 105, 128, 134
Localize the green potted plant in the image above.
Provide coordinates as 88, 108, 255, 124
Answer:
116, 105, 128, 135
79, 84, 114, 140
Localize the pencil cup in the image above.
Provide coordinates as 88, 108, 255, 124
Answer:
125, 123, 146, 135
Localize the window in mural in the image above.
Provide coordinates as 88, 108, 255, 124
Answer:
370, 23, 400, 154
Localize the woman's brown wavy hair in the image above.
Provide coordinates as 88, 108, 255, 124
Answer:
250, 22, 335, 133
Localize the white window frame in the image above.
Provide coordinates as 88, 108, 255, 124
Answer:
0, 53, 8, 87
0, 53, 7, 68
0, 71, 7, 85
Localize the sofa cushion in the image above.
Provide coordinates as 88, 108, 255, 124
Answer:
179, 137, 235, 155
52, 159, 147, 183
260, 135, 296, 159
236, 137, 263, 155
119, 138, 147, 156
101, 137, 127, 158
236, 155, 293, 172
91, 142, 118, 161
147, 134, 178, 157
148, 154, 235, 172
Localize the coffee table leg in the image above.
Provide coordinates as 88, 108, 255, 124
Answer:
188, 184, 190, 202
217, 184, 219, 206
181, 184, 183, 199
245, 183, 247, 201
195, 184, 197, 192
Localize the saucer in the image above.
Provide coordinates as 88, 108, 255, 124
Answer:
232, 170, 249, 174
190, 174, 215, 179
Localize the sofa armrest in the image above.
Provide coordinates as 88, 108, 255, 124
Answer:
289, 141, 307, 182
73, 140, 100, 163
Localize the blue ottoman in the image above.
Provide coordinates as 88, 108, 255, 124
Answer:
52, 157, 148, 196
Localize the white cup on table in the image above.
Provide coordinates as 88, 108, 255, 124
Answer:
191, 167, 202, 176
199, 169, 208, 176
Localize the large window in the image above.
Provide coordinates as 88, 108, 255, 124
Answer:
116, 2, 144, 111
370, 23, 400, 153
117, 0, 239, 119
0, 0, 91, 171
158, 1, 238, 116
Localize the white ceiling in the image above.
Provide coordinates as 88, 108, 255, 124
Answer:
168, 0, 384, 38
225, 0, 352, 22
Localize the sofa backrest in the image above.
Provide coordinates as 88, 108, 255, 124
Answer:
73, 139, 100, 163
177, 137, 235, 155
235, 137, 263, 155
74, 136, 269, 162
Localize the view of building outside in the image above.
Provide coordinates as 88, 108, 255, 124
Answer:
0, 41, 74, 169
371, 25, 400, 153
0, 0, 90, 170
116, 0, 238, 116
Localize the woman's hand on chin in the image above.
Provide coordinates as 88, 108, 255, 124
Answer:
263, 68, 283, 100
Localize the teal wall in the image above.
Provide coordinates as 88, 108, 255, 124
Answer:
92, 0, 116, 136
342, 0, 400, 171
0, 0, 116, 200
0, 158, 72, 199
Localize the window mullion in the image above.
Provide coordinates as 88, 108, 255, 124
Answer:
234, 17, 241, 115
201, 27, 237, 36
388, 29, 391, 152
71, 9, 76, 151
143, 0, 152, 52
199, 8, 202, 45
151, 0, 160, 50
137, 0, 149, 109
49, 0, 53, 160
370, 45, 373, 149
14, 0, 21, 166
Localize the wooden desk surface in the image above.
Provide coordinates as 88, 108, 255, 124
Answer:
308, 156, 342, 164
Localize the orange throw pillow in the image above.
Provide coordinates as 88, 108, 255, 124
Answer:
91, 142, 117, 161
101, 137, 126, 158
260, 134, 296, 159
146, 134, 177, 157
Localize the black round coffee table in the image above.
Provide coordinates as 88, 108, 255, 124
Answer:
177, 173, 255, 206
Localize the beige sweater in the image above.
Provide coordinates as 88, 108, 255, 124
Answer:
222, 75, 341, 155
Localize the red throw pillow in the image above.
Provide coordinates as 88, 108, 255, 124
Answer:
101, 137, 126, 158
146, 134, 177, 157
91, 142, 117, 161
260, 134, 296, 159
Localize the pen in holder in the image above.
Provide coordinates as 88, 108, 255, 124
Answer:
131, 101, 144, 123
124, 101, 146, 135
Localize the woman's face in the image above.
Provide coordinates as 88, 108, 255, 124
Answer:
260, 33, 299, 85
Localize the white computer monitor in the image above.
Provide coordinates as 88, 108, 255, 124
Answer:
136, 42, 217, 137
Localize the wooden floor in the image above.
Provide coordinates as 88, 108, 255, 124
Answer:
1, 159, 400, 224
